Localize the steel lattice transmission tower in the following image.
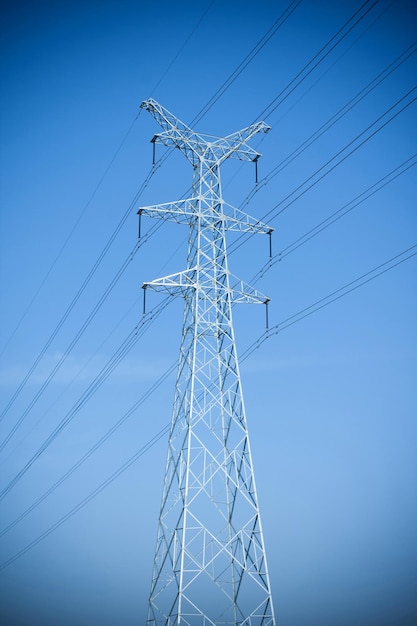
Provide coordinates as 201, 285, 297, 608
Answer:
140, 98, 276, 626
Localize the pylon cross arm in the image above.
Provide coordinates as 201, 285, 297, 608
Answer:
142, 269, 269, 304
210, 121, 271, 162
141, 98, 200, 141
143, 268, 197, 297
228, 274, 269, 304
139, 199, 196, 226
139, 199, 274, 234
221, 202, 273, 234
153, 130, 202, 165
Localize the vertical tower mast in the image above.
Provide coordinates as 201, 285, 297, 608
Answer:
140, 99, 276, 626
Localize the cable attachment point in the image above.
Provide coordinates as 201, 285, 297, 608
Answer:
151, 136, 157, 165
268, 229, 273, 259
142, 284, 147, 316
254, 156, 259, 185
137, 209, 142, 240
265, 298, 270, 330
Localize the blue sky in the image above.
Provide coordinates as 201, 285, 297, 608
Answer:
0, 0, 416, 624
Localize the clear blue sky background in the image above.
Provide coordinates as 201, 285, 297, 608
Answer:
0, 1, 416, 624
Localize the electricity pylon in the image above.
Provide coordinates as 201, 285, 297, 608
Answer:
140, 98, 276, 626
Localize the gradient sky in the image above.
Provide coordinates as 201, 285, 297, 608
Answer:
0, 1, 416, 624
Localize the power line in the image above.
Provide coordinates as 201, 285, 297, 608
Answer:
78, 87, 417, 506
0, 359, 177, 539
1, 242, 415, 572
0, 2, 302, 425
221, 0, 385, 190
0, 186, 169, 444
140, 0, 303, 197
0, 235, 143, 450
0, 1, 313, 435
228, 86, 417, 257
5, 146, 414, 527
7, 0, 376, 423
0, 423, 170, 572
0, 2, 218, 361
0, 296, 173, 501
242, 245, 417, 361
0, 176, 153, 425
0, 0, 220, 421
147, 7, 413, 259
256, 0, 379, 122
267, 0, 397, 128
147, 0, 375, 192
1, 129, 414, 513
240, 39, 417, 211
0, 0, 412, 556
0, 114, 140, 360
0, 294, 144, 467
150, 0, 217, 97
190, 0, 303, 128
250, 154, 417, 284
1, 4, 414, 583
264, 87, 417, 222
0, 0, 397, 414
5, 78, 413, 466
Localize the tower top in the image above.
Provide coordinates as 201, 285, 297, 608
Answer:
140, 97, 271, 165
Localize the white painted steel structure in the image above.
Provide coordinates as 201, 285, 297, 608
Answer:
141, 99, 276, 626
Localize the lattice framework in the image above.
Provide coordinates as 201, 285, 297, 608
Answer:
141, 98, 276, 626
